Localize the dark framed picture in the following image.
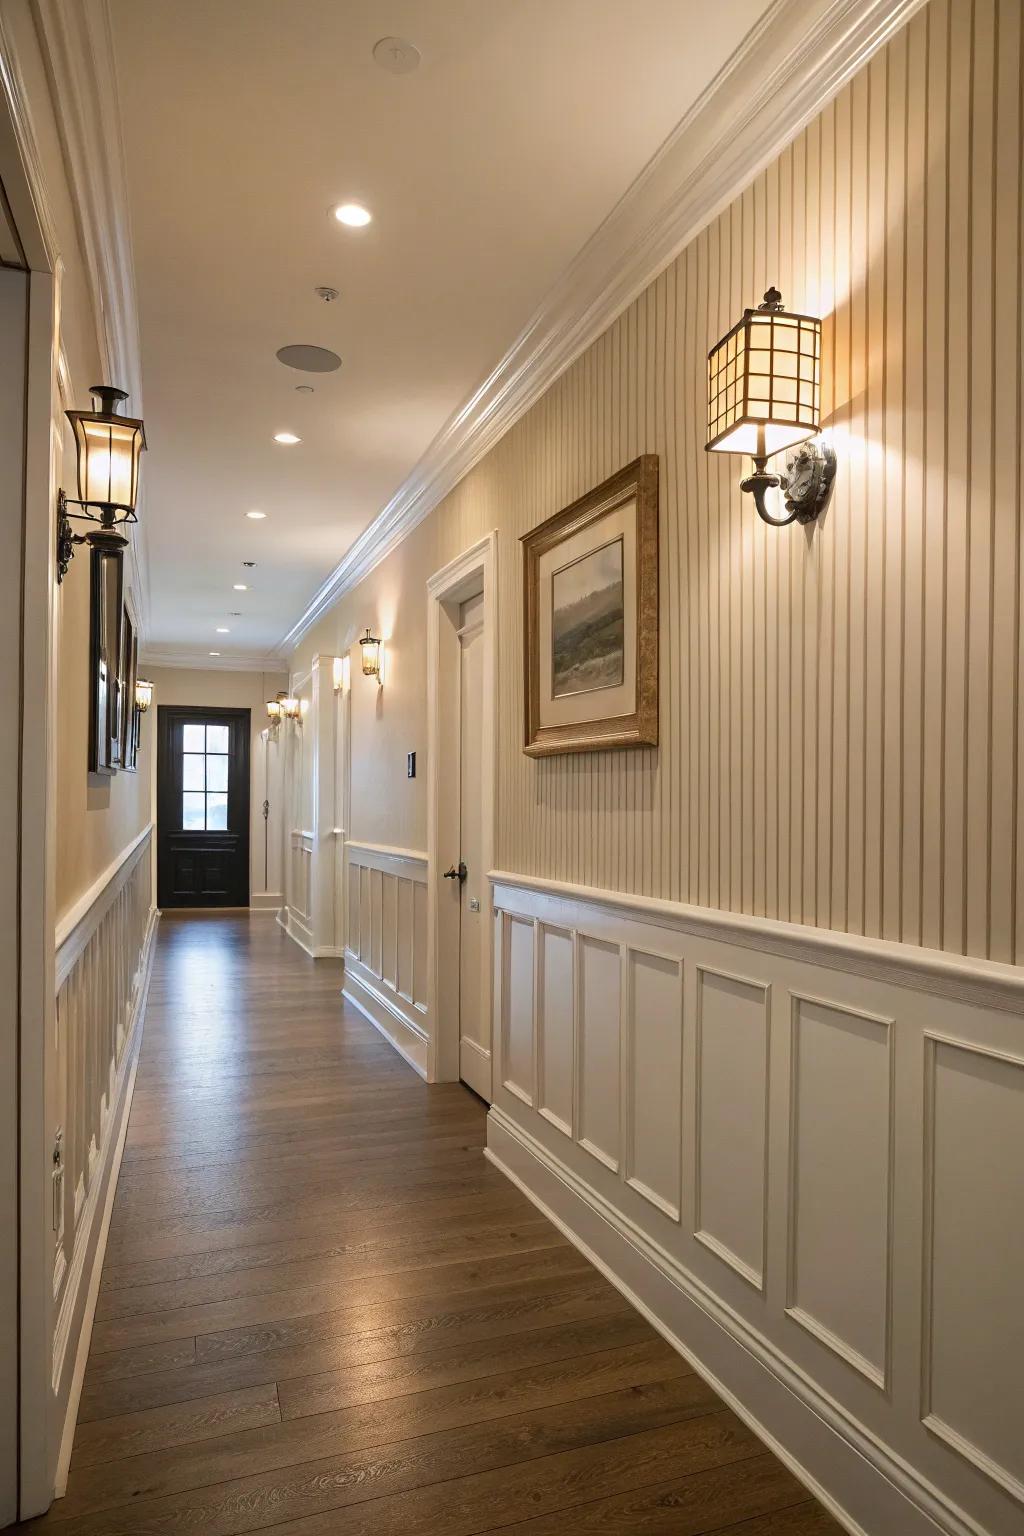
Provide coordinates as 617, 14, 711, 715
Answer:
120, 601, 139, 771
521, 455, 659, 756
89, 547, 124, 775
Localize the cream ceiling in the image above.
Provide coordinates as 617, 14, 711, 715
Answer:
111, 0, 772, 663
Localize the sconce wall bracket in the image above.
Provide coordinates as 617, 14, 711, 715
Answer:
742, 439, 836, 527
56, 488, 134, 582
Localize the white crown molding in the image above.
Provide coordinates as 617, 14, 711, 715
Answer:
29, 0, 150, 638
280, 0, 926, 656
140, 647, 287, 675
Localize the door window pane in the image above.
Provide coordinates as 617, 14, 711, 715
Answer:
180, 721, 231, 830
182, 753, 205, 791
182, 792, 205, 830
206, 793, 228, 830
206, 754, 228, 792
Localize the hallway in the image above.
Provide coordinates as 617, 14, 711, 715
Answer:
36, 915, 837, 1536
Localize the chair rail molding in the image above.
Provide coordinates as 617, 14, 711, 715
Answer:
488, 869, 1024, 1536
27, 0, 150, 635
279, 0, 926, 652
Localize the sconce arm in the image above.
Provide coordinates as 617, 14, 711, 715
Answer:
740, 460, 797, 527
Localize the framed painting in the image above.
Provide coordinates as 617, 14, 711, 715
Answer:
521, 455, 658, 756
88, 546, 124, 775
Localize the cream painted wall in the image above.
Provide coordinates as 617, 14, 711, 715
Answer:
2, 0, 154, 926
144, 666, 289, 903
293, 0, 1024, 966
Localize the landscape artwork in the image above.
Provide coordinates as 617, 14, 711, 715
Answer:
551, 537, 624, 697
521, 455, 659, 756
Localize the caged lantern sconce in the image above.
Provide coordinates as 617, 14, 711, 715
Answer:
57, 385, 146, 580
359, 627, 383, 683
135, 678, 153, 713
705, 287, 836, 527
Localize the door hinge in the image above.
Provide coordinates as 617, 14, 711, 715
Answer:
52, 1128, 64, 1236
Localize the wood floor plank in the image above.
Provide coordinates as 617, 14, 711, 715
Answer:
16, 914, 838, 1536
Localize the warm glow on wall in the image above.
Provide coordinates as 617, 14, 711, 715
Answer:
333, 655, 350, 692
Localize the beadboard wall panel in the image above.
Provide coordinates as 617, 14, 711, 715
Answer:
292, 0, 1024, 965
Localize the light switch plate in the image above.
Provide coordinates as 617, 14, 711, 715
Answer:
407, 751, 416, 778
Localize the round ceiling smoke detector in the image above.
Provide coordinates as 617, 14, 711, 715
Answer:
372, 36, 420, 73
275, 344, 341, 373
315, 286, 339, 303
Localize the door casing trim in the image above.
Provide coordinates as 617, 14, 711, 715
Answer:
426, 532, 498, 1087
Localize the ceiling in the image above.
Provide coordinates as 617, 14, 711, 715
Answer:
111, 0, 772, 664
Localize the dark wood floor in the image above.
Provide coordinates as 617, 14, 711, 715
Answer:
30, 913, 841, 1535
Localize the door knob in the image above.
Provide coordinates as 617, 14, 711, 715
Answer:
443, 862, 467, 883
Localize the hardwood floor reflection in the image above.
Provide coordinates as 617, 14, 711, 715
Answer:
30, 913, 840, 1535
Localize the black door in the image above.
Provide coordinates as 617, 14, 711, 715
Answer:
157, 706, 250, 907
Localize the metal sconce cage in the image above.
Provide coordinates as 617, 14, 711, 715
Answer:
58, 385, 146, 581
359, 627, 382, 681
135, 678, 154, 713
705, 287, 835, 527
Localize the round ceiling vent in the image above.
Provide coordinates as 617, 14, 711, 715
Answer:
372, 36, 420, 73
276, 344, 341, 373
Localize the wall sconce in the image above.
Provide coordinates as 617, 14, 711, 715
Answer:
57, 385, 146, 581
359, 627, 383, 683
705, 287, 835, 527
265, 695, 284, 735
135, 678, 153, 713
282, 695, 302, 722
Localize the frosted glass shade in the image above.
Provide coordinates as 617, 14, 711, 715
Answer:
706, 299, 821, 457
66, 386, 146, 513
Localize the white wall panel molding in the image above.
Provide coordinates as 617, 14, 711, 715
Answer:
920, 1033, 1024, 1506
50, 835, 155, 1498
344, 842, 428, 1078
280, 0, 924, 653
490, 871, 1024, 1017
785, 992, 895, 1391
487, 1108, 975, 1536
693, 966, 771, 1292
55, 821, 152, 985
29, 0, 150, 633
489, 869, 1023, 1536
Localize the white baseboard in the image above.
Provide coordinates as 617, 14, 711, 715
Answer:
486, 1106, 973, 1536
342, 956, 428, 1079
277, 906, 314, 956
52, 908, 159, 1498
249, 892, 283, 912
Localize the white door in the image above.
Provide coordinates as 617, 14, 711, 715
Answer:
457, 593, 490, 1099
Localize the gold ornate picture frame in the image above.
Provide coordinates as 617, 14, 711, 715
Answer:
521, 455, 658, 756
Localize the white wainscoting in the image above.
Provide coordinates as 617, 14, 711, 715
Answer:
488, 872, 1024, 1536
279, 829, 314, 954
52, 825, 157, 1490
344, 841, 429, 1077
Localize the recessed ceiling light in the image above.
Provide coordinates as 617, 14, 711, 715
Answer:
233, 583, 248, 590
216, 627, 230, 634
273, 432, 301, 445
246, 510, 267, 519
333, 202, 371, 228
209, 651, 221, 657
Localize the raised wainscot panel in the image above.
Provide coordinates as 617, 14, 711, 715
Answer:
786, 994, 893, 1387
923, 1035, 1024, 1504
396, 877, 415, 1001
576, 934, 621, 1172
625, 947, 683, 1220
537, 924, 573, 1137
502, 914, 535, 1105
694, 966, 770, 1289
